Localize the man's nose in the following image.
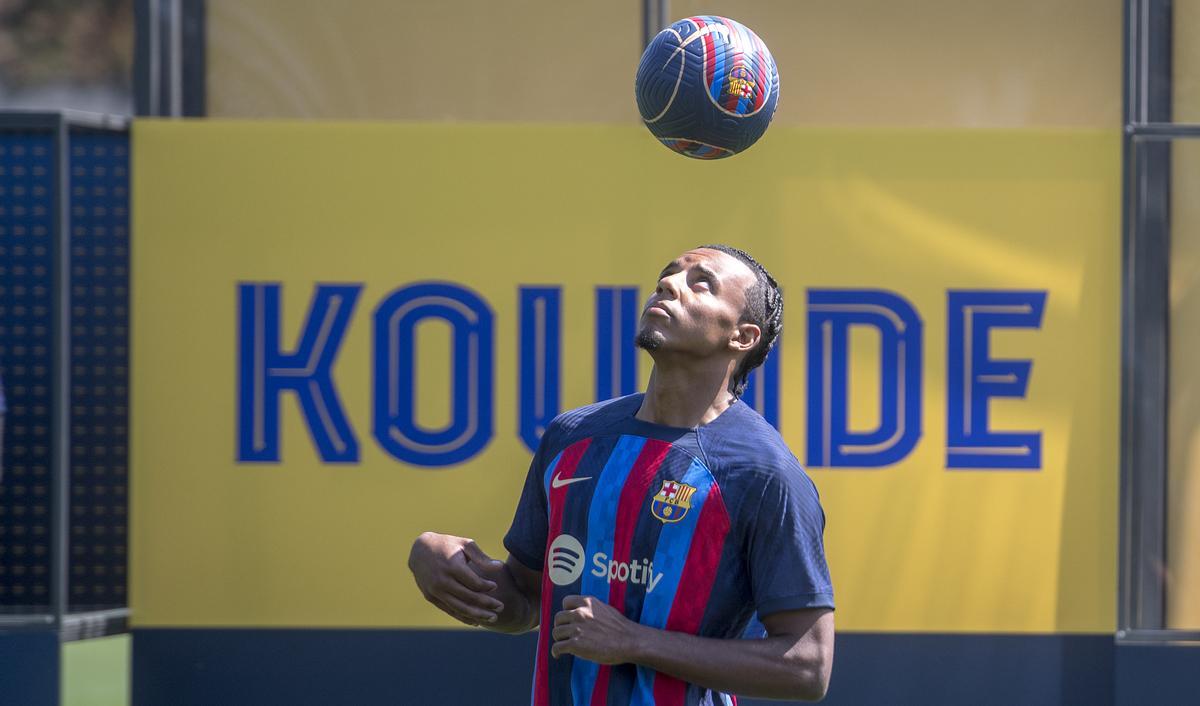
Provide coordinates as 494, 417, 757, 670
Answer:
657, 273, 683, 299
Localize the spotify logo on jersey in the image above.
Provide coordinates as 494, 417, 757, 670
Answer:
548, 534, 586, 586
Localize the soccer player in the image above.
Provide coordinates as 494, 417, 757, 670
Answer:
408, 245, 834, 704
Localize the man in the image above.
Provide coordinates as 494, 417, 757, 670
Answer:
409, 245, 834, 704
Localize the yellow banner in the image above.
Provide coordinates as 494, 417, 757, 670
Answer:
131, 122, 1119, 632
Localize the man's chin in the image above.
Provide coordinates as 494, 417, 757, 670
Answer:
635, 328, 664, 352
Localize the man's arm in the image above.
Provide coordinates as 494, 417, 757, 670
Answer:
408, 532, 542, 634
477, 553, 541, 634
551, 596, 834, 702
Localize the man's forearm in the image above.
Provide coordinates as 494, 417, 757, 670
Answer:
625, 622, 831, 701
482, 562, 539, 634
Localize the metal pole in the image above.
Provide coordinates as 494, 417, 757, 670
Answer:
135, 0, 158, 116
1118, 0, 1136, 638
642, 0, 669, 48
1128, 123, 1200, 137
150, 0, 161, 115
169, 0, 183, 117
1119, 0, 1175, 636
182, 0, 207, 117
136, 0, 207, 117
50, 116, 70, 632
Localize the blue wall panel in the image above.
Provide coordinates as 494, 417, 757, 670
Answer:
800, 632, 1113, 706
133, 628, 540, 706
133, 629, 1117, 706
0, 129, 57, 611
1115, 643, 1200, 706
65, 128, 131, 611
0, 630, 59, 706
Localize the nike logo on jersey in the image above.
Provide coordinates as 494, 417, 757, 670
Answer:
551, 472, 593, 489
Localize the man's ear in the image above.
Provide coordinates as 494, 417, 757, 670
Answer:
730, 322, 762, 354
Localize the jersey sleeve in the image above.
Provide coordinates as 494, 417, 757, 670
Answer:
746, 469, 835, 617
502, 436, 552, 572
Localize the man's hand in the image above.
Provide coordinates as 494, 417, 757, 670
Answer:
550, 595, 643, 664
408, 532, 505, 626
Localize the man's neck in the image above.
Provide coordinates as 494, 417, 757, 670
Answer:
636, 361, 736, 429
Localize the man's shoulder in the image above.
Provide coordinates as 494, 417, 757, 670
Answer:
702, 402, 810, 485
709, 402, 796, 459
540, 394, 642, 452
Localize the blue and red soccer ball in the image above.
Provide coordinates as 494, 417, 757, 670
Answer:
635, 16, 780, 160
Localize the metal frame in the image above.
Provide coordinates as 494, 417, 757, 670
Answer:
0, 110, 131, 641
135, 0, 206, 117
1128, 123, 1200, 138
1118, 628, 1200, 643
1120, 0, 1200, 642
642, 0, 669, 48
53, 112, 69, 635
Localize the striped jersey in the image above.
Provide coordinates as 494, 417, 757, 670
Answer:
504, 394, 834, 706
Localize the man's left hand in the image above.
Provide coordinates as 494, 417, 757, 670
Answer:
550, 595, 643, 664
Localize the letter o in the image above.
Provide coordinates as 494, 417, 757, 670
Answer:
373, 282, 494, 466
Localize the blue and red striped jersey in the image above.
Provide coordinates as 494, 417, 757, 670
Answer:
504, 394, 834, 706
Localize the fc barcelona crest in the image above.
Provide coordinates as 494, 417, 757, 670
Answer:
651, 480, 697, 524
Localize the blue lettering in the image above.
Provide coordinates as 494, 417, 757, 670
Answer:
237, 283, 361, 463
740, 337, 781, 429
807, 289, 923, 467
518, 287, 562, 452
373, 282, 494, 466
595, 287, 640, 401
234, 282, 1050, 472
946, 291, 1046, 469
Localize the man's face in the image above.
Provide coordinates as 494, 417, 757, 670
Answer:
636, 248, 759, 359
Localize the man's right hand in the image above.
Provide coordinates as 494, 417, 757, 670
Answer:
408, 531, 506, 626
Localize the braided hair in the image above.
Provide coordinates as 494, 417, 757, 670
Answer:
698, 244, 783, 398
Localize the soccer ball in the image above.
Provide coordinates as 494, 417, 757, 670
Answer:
635, 16, 780, 160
